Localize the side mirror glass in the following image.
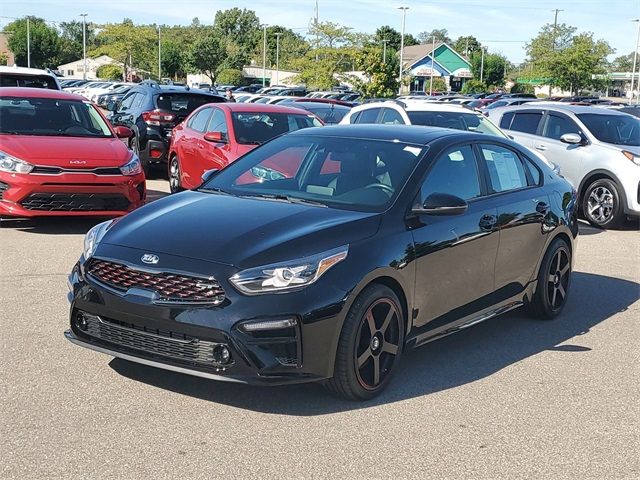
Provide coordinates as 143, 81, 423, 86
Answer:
560, 133, 582, 145
204, 131, 226, 143
113, 125, 134, 139
201, 168, 220, 184
412, 193, 468, 216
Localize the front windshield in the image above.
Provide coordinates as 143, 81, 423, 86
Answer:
201, 134, 427, 213
231, 112, 322, 145
577, 113, 640, 146
0, 96, 113, 137
406, 111, 506, 137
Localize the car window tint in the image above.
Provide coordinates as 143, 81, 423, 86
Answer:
481, 144, 529, 192
421, 145, 480, 201
509, 112, 542, 134
235, 146, 311, 185
207, 108, 227, 135
542, 114, 580, 140
131, 92, 146, 109
380, 108, 404, 125
119, 93, 137, 110
499, 112, 514, 129
355, 108, 381, 124
525, 158, 541, 185
189, 108, 212, 132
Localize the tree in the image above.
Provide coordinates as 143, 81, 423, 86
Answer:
96, 64, 123, 80
0, 52, 8, 66
611, 52, 635, 72
525, 22, 577, 79
91, 20, 157, 76
160, 41, 185, 79
453, 35, 481, 56
187, 32, 225, 82
213, 8, 260, 50
257, 26, 309, 71
373, 25, 402, 51
309, 21, 353, 49
470, 51, 507, 88
5, 17, 61, 69
461, 79, 487, 94
217, 68, 244, 85
418, 29, 451, 45
403, 33, 419, 47
510, 83, 535, 94
353, 47, 399, 98
57, 20, 95, 65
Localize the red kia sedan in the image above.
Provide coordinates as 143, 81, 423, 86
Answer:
0, 88, 145, 218
167, 103, 322, 192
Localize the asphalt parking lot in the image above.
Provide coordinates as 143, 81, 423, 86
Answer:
1, 179, 638, 479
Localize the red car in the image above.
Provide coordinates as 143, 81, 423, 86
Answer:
168, 103, 322, 192
0, 88, 145, 219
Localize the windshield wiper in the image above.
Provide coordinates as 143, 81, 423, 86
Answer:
198, 186, 233, 196
240, 193, 327, 207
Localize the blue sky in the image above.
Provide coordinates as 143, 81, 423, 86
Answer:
1, 0, 638, 63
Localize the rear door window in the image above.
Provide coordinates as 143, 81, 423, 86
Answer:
354, 108, 382, 124
542, 114, 581, 140
479, 144, 530, 193
509, 112, 543, 134
380, 108, 405, 124
189, 107, 213, 132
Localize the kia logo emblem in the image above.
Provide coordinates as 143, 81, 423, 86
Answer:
69, 160, 87, 165
141, 254, 159, 264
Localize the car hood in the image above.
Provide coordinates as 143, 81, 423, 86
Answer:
0, 135, 131, 168
102, 190, 381, 269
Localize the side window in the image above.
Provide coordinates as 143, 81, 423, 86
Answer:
524, 158, 541, 185
207, 109, 228, 136
119, 93, 138, 110
421, 145, 480, 201
542, 114, 580, 141
480, 144, 529, 193
189, 108, 212, 132
354, 108, 382, 124
380, 108, 405, 125
349, 112, 361, 124
131, 92, 147, 109
499, 112, 514, 129
509, 112, 543, 134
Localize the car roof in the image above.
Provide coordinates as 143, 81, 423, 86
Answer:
215, 103, 313, 114
356, 100, 481, 114
0, 87, 85, 101
494, 103, 633, 116
0, 66, 56, 76
288, 124, 465, 145
290, 101, 350, 110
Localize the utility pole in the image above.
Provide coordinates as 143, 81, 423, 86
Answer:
382, 39, 388, 64
550, 9, 563, 96
398, 6, 409, 94
275, 32, 283, 85
80, 14, 87, 79
631, 19, 640, 104
315, 0, 319, 61
429, 35, 436, 94
480, 47, 486, 83
262, 24, 268, 87
26, 16, 30, 68
157, 25, 161, 80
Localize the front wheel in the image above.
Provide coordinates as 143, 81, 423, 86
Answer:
583, 178, 624, 229
526, 238, 572, 320
324, 284, 405, 401
168, 156, 183, 193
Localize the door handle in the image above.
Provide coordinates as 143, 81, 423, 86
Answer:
536, 202, 550, 215
535, 144, 547, 151
479, 214, 497, 231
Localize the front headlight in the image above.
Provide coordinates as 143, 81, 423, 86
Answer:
230, 245, 349, 295
120, 154, 142, 176
0, 151, 34, 173
83, 220, 114, 260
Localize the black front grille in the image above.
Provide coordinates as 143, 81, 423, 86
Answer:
31, 166, 122, 175
79, 312, 228, 366
87, 259, 226, 304
20, 193, 130, 211
0, 181, 8, 199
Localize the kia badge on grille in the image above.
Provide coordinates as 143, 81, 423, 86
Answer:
141, 254, 159, 264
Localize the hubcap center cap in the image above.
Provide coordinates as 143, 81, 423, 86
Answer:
371, 335, 381, 351
554, 272, 561, 285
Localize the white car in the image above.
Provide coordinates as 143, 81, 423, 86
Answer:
487, 104, 640, 228
0, 65, 61, 90
87, 83, 131, 102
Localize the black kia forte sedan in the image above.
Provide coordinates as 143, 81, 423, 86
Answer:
65, 125, 578, 400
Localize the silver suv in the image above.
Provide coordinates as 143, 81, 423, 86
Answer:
488, 104, 640, 228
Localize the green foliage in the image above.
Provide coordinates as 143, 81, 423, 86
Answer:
610, 52, 635, 72
187, 32, 225, 82
353, 47, 399, 98
403, 34, 419, 47
5, 17, 61, 68
373, 26, 401, 51
161, 41, 185, 79
96, 64, 123, 80
461, 79, 487, 94
57, 20, 96, 65
91, 20, 157, 75
217, 68, 244, 86
256, 26, 309, 71
428, 76, 447, 93
470, 51, 506, 88
510, 83, 535, 94
418, 29, 451, 45
0, 52, 8, 66
453, 36, 481, 56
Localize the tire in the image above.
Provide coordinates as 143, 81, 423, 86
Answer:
526, 238, 572, 320
168, 156, 183, 194
324, 284, 405, 401
582, 178, 625, 229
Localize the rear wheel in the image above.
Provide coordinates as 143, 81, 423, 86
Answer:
168, 156, 183, 193
526, 238, 572, 320
583, 178, 624, 229
324, 284, 405, 401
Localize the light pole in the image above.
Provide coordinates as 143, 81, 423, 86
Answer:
398, 6, 409, 94
275, 32, 283, 85
631, 19, 640, 104
26, 16, 30, 68
382, 39, 388, 64
480, 47, 486, 84
429, 35, 435, 95
261, 24, 268, 87
80, 14, 87, 79
157, 25, 161, 80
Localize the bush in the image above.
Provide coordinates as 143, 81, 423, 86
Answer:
216, 68, 244, 86
461, 79, 487, 94
96, 64, 123, 81
510, 82, 535, 94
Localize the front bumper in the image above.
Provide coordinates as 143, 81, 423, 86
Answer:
0, 171, 146, 218
65, 248, 350, 385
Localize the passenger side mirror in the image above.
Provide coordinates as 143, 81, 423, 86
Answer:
113, 126, 134, 139
201, 168, 220, 184
204, 131, 227, 143
560, 133, 582, 145
412, 193, 468, 216
106, 100, 118, 112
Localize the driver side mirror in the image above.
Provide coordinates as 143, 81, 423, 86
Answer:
412, 193, 468, 216
204, 131, 227, 143
106, 100, 119, 112
201, 168, 220, 184
113, 125, 134, 139
560, 133, 583, 145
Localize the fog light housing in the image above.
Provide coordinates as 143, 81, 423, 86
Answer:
212, 345, 231, 365
74, 313, 88, 331
241, 318, 297, 332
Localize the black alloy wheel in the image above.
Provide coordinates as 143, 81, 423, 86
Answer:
583, 178, 624, 229
168, 156, 183, 193
527, 238, 572, 320
325, 284, 405, 401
